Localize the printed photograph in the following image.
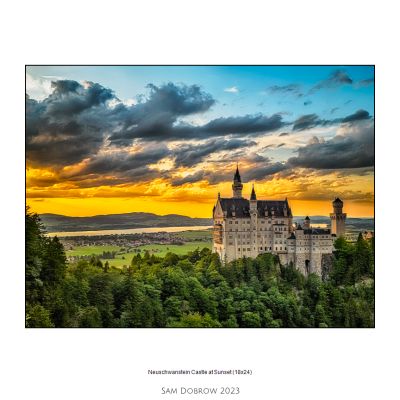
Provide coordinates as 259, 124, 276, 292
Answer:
26, 65, 374, 328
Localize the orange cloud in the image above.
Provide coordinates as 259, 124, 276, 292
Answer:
26, 160, 374, 218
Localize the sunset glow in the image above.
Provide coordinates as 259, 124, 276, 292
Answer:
26, 66, 374, 218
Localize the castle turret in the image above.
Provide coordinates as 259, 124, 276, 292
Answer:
330, 198, 346, 237
232, 164, 243, 198
303, 216, 310, 229
250, 184, 258, 257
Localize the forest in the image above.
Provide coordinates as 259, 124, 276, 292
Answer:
26, 208, 375, 328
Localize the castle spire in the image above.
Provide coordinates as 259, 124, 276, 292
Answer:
234, 163, 241, 182
250, 184, 257, 201
232, 163, 243, 198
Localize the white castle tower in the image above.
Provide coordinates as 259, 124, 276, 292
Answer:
330, 198, 346, 237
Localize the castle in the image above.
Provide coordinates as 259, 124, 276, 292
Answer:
212, 165, 346, 276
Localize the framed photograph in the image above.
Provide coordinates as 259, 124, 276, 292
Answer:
25, 65, 374, 329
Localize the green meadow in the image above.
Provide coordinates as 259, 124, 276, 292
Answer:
67, 245, 121, 257
66, 232, 212, 268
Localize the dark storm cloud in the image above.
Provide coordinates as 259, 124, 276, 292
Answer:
292, 109, 372, 131
26, 80, 116, 167
199, 114, 285, 136
287, 120, 374, 169
267, 84, 303, 97
341, 109, 371, 123
54, 143, 173, 186
107, 85, 285, 143
27, 79, 289, 170
170, 120, 374, 186
292, 114, 322, 131
244, 162, 287, 180
355, 77, 374, 87
26, 81, 217, 166
310, 69, 353, 93
170, 115, 375, 186
47, 80, 114, 117
112, 112, 285, 143
27, 76, 375, 193
173, 139, 257, 168
170, 171, 207, 186
108, 82, 216, 144
78, 145, 171, 176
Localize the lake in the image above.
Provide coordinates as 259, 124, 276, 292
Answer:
47, 225, 213, 237
47, 223, 329, 237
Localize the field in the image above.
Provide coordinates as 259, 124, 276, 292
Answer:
66, 230, 212, 268
67, 245, 121, 257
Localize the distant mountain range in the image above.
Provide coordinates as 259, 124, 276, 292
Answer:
39, 212, 213, 232
39, 212, 374, 233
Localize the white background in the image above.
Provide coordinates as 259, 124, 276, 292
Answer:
1, 0, 398, 398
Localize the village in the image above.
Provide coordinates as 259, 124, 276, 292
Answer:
59, 230, 213, 265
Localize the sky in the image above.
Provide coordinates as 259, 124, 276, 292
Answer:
26, 65, 374, 218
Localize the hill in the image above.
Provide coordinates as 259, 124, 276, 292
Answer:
39, 212, 374, 233
40, 212, 213, 232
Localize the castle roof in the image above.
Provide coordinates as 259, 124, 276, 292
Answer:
219, 198, 292, 218
333, 197, 343, 204
305, 216, 310, 220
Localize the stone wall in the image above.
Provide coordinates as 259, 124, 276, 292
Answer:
321, 253, 334, 281
310, 253, 322, 276
294, 252, 307, 275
